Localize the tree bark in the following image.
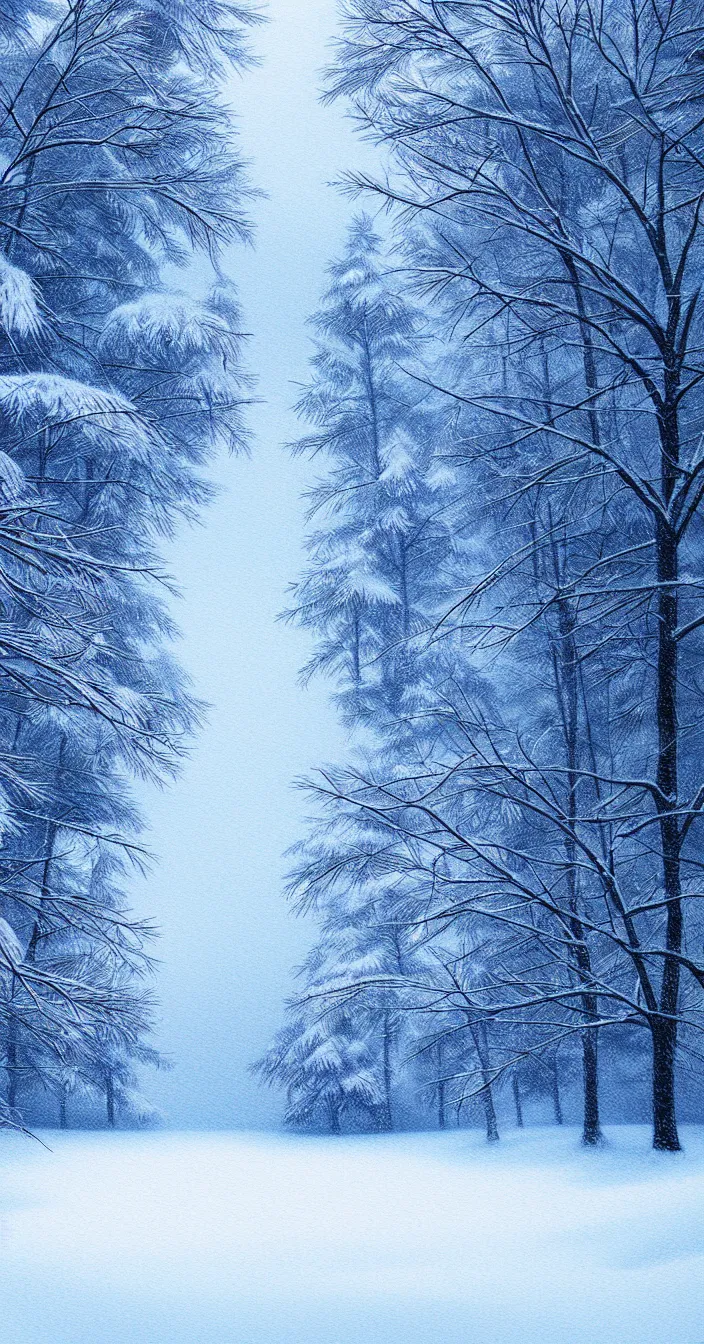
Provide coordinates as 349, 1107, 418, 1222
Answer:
10, 807, 59, 1115
106, 1072, 115, 1128
6, 1010, 17, 1110
512, 1075, 524, 1129
381, 1009, 394, 1131
481, 1080, 499, 1142
469, 1019, 499, 1143
435, 1039, 447, 1130
438, 1076, 446, 1130
651, 1016, 680, 1151
553, 593, 604, 1147
651, 391, 683, 1152
551, 1056, 563, 1127
581, 1024, 603, 1146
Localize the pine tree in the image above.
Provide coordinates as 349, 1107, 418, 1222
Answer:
288, 216, 455, 729
255, 1007, 384, 1135
0, 0, 256, 1128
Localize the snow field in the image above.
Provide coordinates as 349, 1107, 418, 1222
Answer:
0, 1125, 702, 1344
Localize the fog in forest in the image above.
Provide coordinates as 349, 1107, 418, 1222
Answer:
4, 2, 704, 1339
133, 0, 372, 1129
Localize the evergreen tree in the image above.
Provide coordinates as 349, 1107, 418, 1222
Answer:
288, 216, 455, 730
0, 0, 256, 1128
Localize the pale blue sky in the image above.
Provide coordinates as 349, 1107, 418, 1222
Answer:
133, 1, 379, 1128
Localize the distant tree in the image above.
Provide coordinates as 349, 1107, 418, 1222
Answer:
288, 215, 456, 729
254, 1007, 383, 1135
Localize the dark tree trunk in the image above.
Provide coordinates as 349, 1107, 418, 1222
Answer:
650, 379, 682, 1153
106, 1072, 115, 1128
436, 1035, 446, 1129
551, 1057, 563, 1127
329, 1100, 341, 1135
481, 1081, 500, 1143
512, 1075, 524, 1129
16, 812, 60, 1113
438, 1076, 446, 1130
26, 806, 60, 967
650, 514, 682, 1150
581, 1016, 603, 1145
59, 1087, 67, 1130
6, 1012, 17, 1110
469, 1019, 499, 1143
652, 1016, 680, 1152
563, 253, 602, 452
381, 1010, 394, 1131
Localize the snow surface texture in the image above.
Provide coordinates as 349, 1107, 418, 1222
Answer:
0, 1126, 702, 1344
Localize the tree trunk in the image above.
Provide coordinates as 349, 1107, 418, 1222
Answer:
651, 521, 682, 1153
581, 1017, 603, 1145
26, 805, 61, 967
481, 1081, 499, 1143
651, 1016, 680, 1152
512, 1075, 524, 1129
6, 1011, 17, 1110
329, 1099, 341, 1135
551, 1056, 563, 1127
651, 384, 682, 1153
381, 1009, 394, 1131
552, 567, 604, 1149
106, 1072, 115, 1128
469, 1019, 499, 1143
436, 1037, 446, 1130
59, 1086, 67, 1130
438, 1076, 446, 1130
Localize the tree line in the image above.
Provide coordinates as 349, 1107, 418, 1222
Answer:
257, 0, 704, 1152
0, 0, 254, 1130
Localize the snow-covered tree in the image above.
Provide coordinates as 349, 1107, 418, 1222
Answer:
287, 216, 456, 730
0, 0, 256, 1128
263, 2, 704, 1152
255, 1006, 384, 1135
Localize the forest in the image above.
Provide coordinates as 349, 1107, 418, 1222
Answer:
0, 0, 253, 1131
257, 1, 704, 1155
1, 0, 704, 1162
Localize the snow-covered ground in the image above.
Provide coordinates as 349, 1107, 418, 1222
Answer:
0, 1126, 702, 1343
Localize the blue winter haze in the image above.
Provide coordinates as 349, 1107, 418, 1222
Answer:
136, 0, 372, 1129
2, 2, 704, 1340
